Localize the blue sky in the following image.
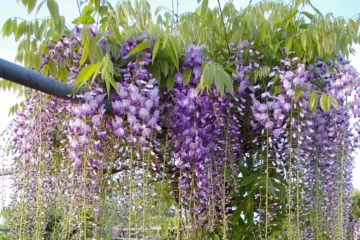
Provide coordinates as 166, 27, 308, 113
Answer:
0, 0, 360, 190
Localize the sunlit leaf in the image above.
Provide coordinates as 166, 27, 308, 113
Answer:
167, 73, 174, 92
294, 88, 302, 101
47, 59, 57, 78
88, 38, 97, 63
152, 39, 161, 63
320, 93, 330, 112
285, 37, 292, 54
80, 43, 89, 67
160, 59, 169, 77
302, 11, 314, 20
15, 21, 27, 41
74, 63, 101, 92
200, 0, 208, 19
47, 0, 60, 24
241, 174, 258, 187
127, 41, 151, 57
183, 68, 192, 85
331, 97, 339, 110
309, 91, 318, 113
27, 0, 37, 13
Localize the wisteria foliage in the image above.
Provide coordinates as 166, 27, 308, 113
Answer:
2, 0, 360, 239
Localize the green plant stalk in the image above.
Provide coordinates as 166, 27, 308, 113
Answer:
35, 95, 43, 240
288, 103, 293, 238
176, 170, 182, 240
142, 150, 146, 239
144, 148, 152, 238
187, 168, 195, 239
65, 172, 76, 239
82, 148, 88, 240
338, 96, 348, 239
265, 127, 269, 238
315, 152, 320, 240
259, 189, 263, 239
18, 158, 26, 240
49, 152, 63, 239
209, 166, 214, 232
128, 145, 134, 238
160, 129, 169, 234
222, 115, 230, 239
296, 113, 301, 239
296, 142, 301, 240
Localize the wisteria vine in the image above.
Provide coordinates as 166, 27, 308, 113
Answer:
3, 2, 360, 239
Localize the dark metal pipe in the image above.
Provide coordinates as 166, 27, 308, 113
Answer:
0, 58, 113, 113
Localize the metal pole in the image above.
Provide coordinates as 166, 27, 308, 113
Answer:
0, 58, 113, 113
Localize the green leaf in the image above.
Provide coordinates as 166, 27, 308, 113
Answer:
309, 91, 318, 113
301, 31, 307, 50
80, 43, 89, 67
170, 36, 178, 60
91, 61, 103, 84
241, 174, 258, 187
213, 65, 224, 96
54, 15, 65, 37
331, 97, 339, 110
111, 22, 122, 43
101, 55, 117, 95
229, 207, 242, 224
271, 85, 282, 96
88, 38, 97, 63
27, 0, 37, 13
74, 63, 101, 92
183, 68, 192, 85
2, 19, 12, 37
32, 52, 42, 71
48, 59, 58, 78
47, 0, 60, 24
224, 65, 237, 74
302, 11, 314, 20
268, 230, 282, 240
285, 37, 292, 54
127, 41, 151, 57
199, 64, 212, 90
167, 74, 175, 92
165, 43, 179, 70
152, 39, 161, 63
200, 0, 208, 19
299, 23, 309, 29
15, 21, 27, 41
34, 20, 41, 40
320, 93, 331, 112
94, 0, 100, 10
99, 6, 108, 16
221, 68, 234, 96
12, 19, 18, 33
294, 88, 302, 101
58, 67, 69, 83
160, 59, 169, 77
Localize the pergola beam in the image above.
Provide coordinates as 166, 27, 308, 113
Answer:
0, 58, 113, 113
